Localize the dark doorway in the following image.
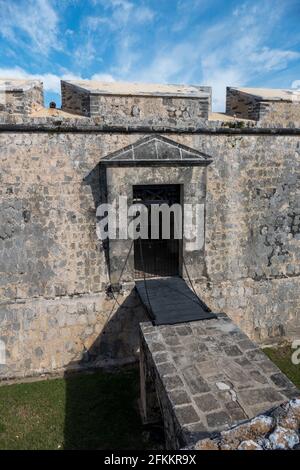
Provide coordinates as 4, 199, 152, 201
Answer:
133, 184, 181, 278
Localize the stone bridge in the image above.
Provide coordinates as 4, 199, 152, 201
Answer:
139, 314, 299, 449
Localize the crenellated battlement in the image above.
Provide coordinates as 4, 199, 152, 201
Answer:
0, 76, 300, 382
61, 80, 212, 127
1, 78, 300, 129
226, 86, 300, 127
0, 79, 44, 115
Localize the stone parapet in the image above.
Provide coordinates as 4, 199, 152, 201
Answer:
193, 398, 300, 450
139, 316, 299, 449
0, 79, 43, 115
226, 86, 300, 126
61, 80, 211, 125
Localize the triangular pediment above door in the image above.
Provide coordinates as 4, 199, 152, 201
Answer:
100, 135, 213, 166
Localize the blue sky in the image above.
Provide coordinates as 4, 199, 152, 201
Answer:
0, 0, 299, 110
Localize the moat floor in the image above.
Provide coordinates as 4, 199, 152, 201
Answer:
0, 347, 298, 450
264, 344, 300, 390
0, 367, 163, 450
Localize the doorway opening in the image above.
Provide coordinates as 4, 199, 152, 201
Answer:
133, 184, 181, 279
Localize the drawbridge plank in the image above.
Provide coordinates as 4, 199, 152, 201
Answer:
135, 277, 216, 325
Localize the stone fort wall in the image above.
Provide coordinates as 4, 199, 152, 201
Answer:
0, 129, 299, 379
0, 80, 299, 379
0, 80, 43, 116
61, 80, 211, 126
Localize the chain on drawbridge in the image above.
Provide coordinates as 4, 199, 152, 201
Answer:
104, 235, 210, 329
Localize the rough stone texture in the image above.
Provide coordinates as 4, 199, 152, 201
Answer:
0, 128, 299, 378
226, 87, 262, 120
139, 317, 299, 449
193, 399, 300, 450
226, 87, 300, 126
61, 80, 211, 124
0, 80, 300, 379
0, 288, 148, 379
61, 81, 91, 117
0, 80, 43, 116
237, 440, 263, 450
197, 132, 300, 343
258, 101, 300, 128
101, 134, 211, 164
106, 162, 208, 285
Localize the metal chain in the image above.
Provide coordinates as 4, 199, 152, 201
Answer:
138, 236, 155, 322
182, 253, 211, 313
103, 239, 135, 333
104, 235, 210, 330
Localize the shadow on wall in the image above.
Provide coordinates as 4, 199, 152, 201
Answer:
62, 289, 164, 449
82, 162, 102, 211
61, 167, 163, 449
83, 162, 111, 277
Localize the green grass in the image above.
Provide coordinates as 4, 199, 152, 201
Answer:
264, 344, 300, 389
3, 345, 297, 451
0, 367, 161, 450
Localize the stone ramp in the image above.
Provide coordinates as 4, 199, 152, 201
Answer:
139, 314, 299, 449
135, 277, 216, 325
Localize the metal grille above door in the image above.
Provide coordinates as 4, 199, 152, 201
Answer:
133, 184, 181, 279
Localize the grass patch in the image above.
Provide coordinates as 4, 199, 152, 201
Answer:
0, 366, 162, 450
264, 343, 300, 389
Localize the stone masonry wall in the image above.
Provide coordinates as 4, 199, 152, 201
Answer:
61, 81, 90, 116
194, 399, 300, 450
0, 129, 300, 378
258, 101, 300, 128
0, 289, 147, 379
87, 95, 210, 126
172, 133, 300, 342
61, 81, 211, 125
0, 84, 44, 116
226, 88, 261, 120
140, 319, 299, 450
226, 87, 300, 126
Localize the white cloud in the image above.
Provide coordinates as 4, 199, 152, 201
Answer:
98, 0, 131, 8
91, 73, 115, 82
86, 16, 111, 31
0, 0, 60, 55
134, 6, 155, 23
74, 38, 97, 68
0, 0, 298, 113
81, 2, 154, 75
201, 66, 244, 111
112, 35, 142, 76
292, 80, 300, 90
90, 0, 154, 29
248, 48, 300, 72
0, 67, 82, 93
126, 42, 199, 84
114, 0, 300, 111
0, 67, 116, 95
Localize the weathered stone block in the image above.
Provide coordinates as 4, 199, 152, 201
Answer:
194, 393, 219, 412
206, 411, 231, 428
182, 366, 210, 394
169, 389, 192, 406
175, 405, 200, 425
239, 388, 284, 406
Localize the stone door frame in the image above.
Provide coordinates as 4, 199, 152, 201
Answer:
99, 135, 213, 287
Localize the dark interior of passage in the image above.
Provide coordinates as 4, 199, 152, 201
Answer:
133, 184, 181, 278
